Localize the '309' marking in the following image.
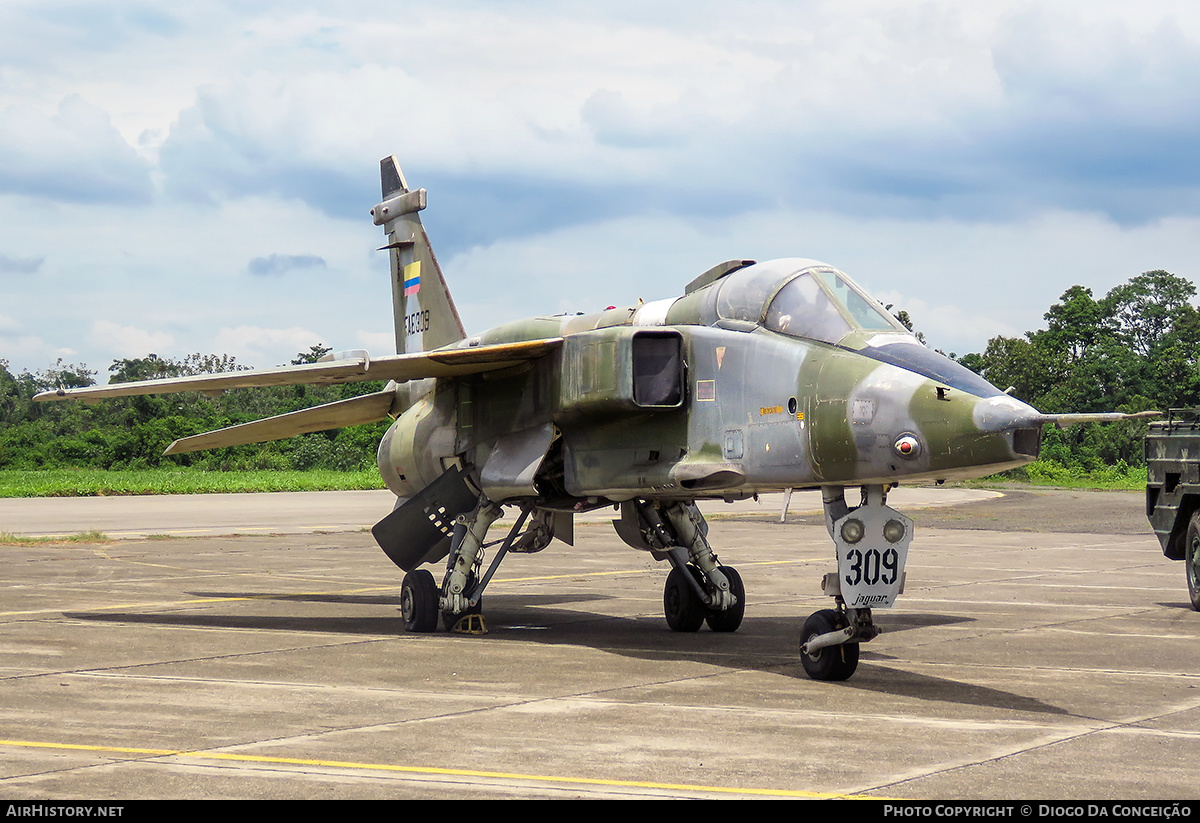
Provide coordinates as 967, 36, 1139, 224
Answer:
843, 547, 899, 587
405, 309, 430, 336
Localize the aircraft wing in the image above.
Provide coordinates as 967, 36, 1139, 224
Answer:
33, 338, 564, 403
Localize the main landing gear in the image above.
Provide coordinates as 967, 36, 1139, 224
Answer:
401, 496, 559, 634
798, 484, 912, 681
663, 564, 746, 632
623, 499, 745, 633
406, 494, 744, 638
399, 484, 915, 685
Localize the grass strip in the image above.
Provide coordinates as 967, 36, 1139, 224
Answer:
0, 461, 1145, 498
0, 529, 109, 545
0, 468, 386, 498
969, 459, 1146, 491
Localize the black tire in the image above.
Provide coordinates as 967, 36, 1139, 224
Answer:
705, 566, 745, 632
664, 565, 706, 632
401, 569, 439, 632
800, 609, 859, 681
1186, 513, 1200, 611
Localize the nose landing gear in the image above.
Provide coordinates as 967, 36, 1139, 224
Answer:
799, 484, 910, 681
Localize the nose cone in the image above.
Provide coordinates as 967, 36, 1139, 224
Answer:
887, 389, 1042, 482
951, 392, 1045, 466
972, 393, 1043, 434
857, 338, 1045, 465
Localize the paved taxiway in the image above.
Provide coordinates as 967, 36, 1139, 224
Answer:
1, 488, 1197, 799
0, 487, 996, 539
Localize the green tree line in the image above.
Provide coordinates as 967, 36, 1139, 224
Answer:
0, 346, 389, 471
954, 269, 1199, 473
3, 269, 1196, 476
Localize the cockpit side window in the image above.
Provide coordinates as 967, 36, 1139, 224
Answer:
714, 266, 789, 323
763, 273, 852, 343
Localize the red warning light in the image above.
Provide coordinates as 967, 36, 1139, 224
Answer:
894, 435, 921, 458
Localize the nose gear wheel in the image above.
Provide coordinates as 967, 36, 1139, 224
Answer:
800, 608, 859, 681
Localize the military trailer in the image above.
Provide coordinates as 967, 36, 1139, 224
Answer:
1145, 409, 1200, 610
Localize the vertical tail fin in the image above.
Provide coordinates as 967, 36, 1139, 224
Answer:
372, 157, 466, 354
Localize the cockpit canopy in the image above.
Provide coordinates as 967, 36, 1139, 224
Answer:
702, 258, 1002, 398
715, 259, 908, 345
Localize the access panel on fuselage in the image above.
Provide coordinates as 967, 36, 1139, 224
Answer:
558, 328, 688, 497
685, 326, 816, 490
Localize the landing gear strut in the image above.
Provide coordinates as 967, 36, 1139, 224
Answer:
625, 500, 745, 633
400, 496, 552, 634
799, 484, 911, 681
439, 499, 503, 632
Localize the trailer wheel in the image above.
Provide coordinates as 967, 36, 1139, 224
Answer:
1186, 512, 1200, 611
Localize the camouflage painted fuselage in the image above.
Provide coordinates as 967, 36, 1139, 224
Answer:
377, 258, 1042, 506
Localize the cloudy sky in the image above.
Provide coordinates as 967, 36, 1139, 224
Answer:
4, 0, 1200, 379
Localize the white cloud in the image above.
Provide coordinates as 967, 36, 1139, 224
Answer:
247, 253, 327, 276
212, 325, 327, 367
90, 320, 174, 358
5, 3, 1200, 225
872, 293, 1021, 354
0, 312, 21, 334
0, 96, 153, 202
355, 330, 395, 355
0, 328, 79, 368
2, 0, 1200, 377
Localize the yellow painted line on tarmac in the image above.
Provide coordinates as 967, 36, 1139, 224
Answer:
17, 526, 376, 539
0, 738, 874, 798
0, 586, 394, 618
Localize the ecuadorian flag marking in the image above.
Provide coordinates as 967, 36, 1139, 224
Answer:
403, 261, 421, 296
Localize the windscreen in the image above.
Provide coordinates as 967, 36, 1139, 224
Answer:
763, 273, 852, 343
812, 270, 903, 332
764, 268, 905, 343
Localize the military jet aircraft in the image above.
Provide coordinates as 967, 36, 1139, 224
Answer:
37, 156, 1156, 680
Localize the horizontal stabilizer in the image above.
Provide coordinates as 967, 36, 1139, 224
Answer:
164, 389, 397, 455
34, 338, 563, 403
